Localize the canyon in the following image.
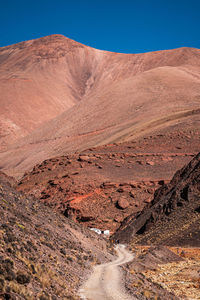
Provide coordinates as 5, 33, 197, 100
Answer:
0, 35, 200, 299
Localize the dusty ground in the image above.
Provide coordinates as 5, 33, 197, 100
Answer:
0, 173, 182, 300
79, 245, 134, 300
16, 127, 199, 233
132, 246, 200, 300
0, 172, 115, 299
0, 35, 200, 178
113, 152, 200, 246
1, 34, 200, 300
112, 153, 200, 299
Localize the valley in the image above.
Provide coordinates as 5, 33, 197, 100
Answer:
0, 34, 200, 299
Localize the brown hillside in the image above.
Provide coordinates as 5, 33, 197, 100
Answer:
113, 152, 200, 246
0, 35, 200, 178
0, 171, 114, 299
0, 171, 181, 300
0, 34, 105, 149
16, 130, 199, 234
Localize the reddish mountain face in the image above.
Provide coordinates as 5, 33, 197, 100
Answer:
16, 131, 199, 233
0, 169, 115, 299
113, 152, 200, 246
0, 35, 200, 178
1, 35, 200, 300
0, 34, 104, 149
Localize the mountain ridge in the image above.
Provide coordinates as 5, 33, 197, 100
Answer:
0, 34, 200, 178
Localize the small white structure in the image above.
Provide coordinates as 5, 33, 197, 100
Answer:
89, 228, 110, 236
90, 228, 102, 235
102, 230, 110, 236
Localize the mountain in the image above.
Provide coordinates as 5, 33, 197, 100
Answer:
16, 136, 199, 234
0, 34, 103, 149
1, 170, 183, 300
1, 35, 200, 299
0, 35, 200, 178
0, 171, 114, 299
113, 152, 200, 246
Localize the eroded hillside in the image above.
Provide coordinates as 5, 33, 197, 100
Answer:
16, 128, 199, 233
0, 35, 200, 178
113, 152, 200, 246
0, 172, 114, 299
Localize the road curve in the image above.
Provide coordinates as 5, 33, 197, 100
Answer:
79, 244, 135, 300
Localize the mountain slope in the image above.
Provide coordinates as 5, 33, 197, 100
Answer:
0, 171, 114, 299
113, 152, 200, 246
0, 35, 200, 178
0, 34, 105, 149
0, 171, 182, 300
16, 132, 199, 234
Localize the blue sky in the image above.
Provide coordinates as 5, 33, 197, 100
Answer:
0, 0, 200, 53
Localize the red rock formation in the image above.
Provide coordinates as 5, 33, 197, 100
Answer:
117, 197, 130, 209
16, 136, 199, 233
113, 152, 200, 246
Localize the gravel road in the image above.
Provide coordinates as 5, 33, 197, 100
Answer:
79, 244, 136, 300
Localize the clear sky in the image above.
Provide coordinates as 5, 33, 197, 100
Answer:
1, 0, 200, 53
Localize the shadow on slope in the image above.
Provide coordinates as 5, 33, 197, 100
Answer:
113, 152, 200, 246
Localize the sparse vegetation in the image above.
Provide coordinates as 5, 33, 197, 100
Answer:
0, 174, 112, 299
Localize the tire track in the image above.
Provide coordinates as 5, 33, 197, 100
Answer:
79, 244, 136, 300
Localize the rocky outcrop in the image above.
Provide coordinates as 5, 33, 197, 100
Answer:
117, 197, 129, 209
0, 171, 113, 299
16, 137, 199, 234
113, 152, 200, 246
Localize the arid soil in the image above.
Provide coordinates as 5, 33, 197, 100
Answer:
0, 35, 103, 149
1, 35, 200, 299
0, 171, 114, 299
128, 246, 200, 299
0, 172, 182, 299
79, 245, 134, 300
109, 152, 200, 299
0, 35, 200, 178
113, 152, 200, 246
16, 129, 199, 233
80, 244, 186, 300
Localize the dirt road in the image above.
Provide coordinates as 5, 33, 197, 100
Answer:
79, 244, 135, 300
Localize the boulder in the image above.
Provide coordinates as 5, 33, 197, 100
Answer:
146, 161, 154, 166
78, 155, 90, 162
101, 182, 118, 189
117, 197, 129, 209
